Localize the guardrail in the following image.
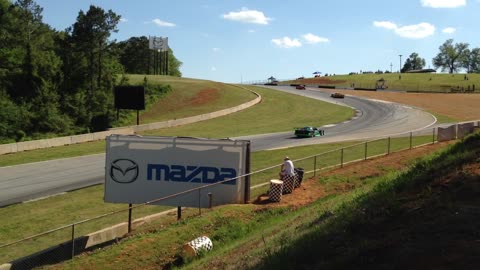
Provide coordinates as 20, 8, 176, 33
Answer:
0, 86, 261, 156
2, 122, 478, 269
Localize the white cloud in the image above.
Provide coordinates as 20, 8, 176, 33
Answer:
152, 19, 176, 27
374, 21, 435, 39
211, 66, 217, 71
302, 33, 330, 44
248, 29, 256, 33
420, 0, 466, 8
373, 21, 397, 30
396, 23, 435, 38
212, 48, 220, 52
271, 37, 302, 48
442, 27, 456, 34
222, 7, 271, 25
120, 18, 128, 23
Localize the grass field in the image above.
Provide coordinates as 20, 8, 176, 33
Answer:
287, 73, 480, 92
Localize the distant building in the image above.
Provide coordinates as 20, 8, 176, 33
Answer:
405, 69, 436, 73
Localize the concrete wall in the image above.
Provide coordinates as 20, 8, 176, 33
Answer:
0, 127, 134, 156
0, 88, 261, 156
438, 125, 457, 142
457, 122, 475, 139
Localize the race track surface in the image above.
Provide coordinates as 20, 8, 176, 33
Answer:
0, 86, 437, 207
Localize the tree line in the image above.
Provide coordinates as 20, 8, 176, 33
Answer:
0, 0, 182, 143
401, 39, 480, 73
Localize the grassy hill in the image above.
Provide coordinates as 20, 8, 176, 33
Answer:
119, 75, 257, 125
286, 73, 480, 93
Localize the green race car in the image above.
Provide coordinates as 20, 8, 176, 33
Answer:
294, 126, 324, 138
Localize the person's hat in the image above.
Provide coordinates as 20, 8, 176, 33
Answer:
284, 156, 290, 160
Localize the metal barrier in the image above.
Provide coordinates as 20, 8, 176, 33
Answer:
0, 124, 478, 269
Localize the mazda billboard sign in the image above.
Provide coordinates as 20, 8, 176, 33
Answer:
105, 135, 250, 207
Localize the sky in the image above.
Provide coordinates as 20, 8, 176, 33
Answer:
34, 0, 479, 83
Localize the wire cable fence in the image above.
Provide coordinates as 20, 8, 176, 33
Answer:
0, 124, 476, 269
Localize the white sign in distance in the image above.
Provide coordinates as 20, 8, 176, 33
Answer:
149, 36, 168, 51
105, 135, 250, 208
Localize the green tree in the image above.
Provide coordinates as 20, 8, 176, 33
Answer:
69, 5, 120, 93
66, 5, 121, 131
462, 48, 480, 73
117, 36, 183, 76
117, 36, 150, 74
168, 48, 183, 77
401, 52, 426, 72
432, 39, 469, 73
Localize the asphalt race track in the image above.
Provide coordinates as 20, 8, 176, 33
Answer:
0, 86, 437, 207
241, 86, 437, 150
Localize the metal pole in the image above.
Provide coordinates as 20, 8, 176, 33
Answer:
364, 142, 368, 160
314, 156, 317, 176
165, 50, 169, 75
432, 128, 436, 144
208, 193, 213, 208
147, 50, 150, 75
177, 206, 181, 220
153, 50, 156, 75
388, 137, 391, 154
71, 224, 75, 259
159, 50, 163, 75
399, 54, 403, 73
128, 204, 132, 233
410, 132, 413, 149
244, 142, 251, 203
340, 148, 344, 168
198, 189, 201, 215
136, 110, 139, 126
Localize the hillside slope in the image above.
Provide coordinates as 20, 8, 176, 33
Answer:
254, 134, 480, 270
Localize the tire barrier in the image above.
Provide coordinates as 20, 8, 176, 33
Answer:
183, 236, 213, 257
282, 175, 296, 194
268, 179, 283, 202
294, 168, 304, 188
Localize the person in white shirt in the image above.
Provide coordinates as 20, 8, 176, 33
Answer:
280, 156, 295, 179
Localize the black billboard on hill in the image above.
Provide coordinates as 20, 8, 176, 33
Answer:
114, 86, 145, 110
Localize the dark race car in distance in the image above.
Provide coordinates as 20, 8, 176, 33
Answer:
295, 85, 306, 90
294, 126, 325, 138
330, 92, 345, 98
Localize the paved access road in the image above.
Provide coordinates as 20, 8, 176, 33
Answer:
0, 86, 436, 207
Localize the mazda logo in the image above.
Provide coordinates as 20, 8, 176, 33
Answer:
110, 159, 139, 184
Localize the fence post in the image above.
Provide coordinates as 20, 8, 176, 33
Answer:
71, 224, 75, 260
314, 156, 317, 176
388, 137, 391, 154
410, 132, 413, 149
432, 128, 436, 144
198, 189, 201, 215
340, 148, 344, 168
208, 193, 213, 209
128, 204, 132, 233
365, 142, 368, 160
